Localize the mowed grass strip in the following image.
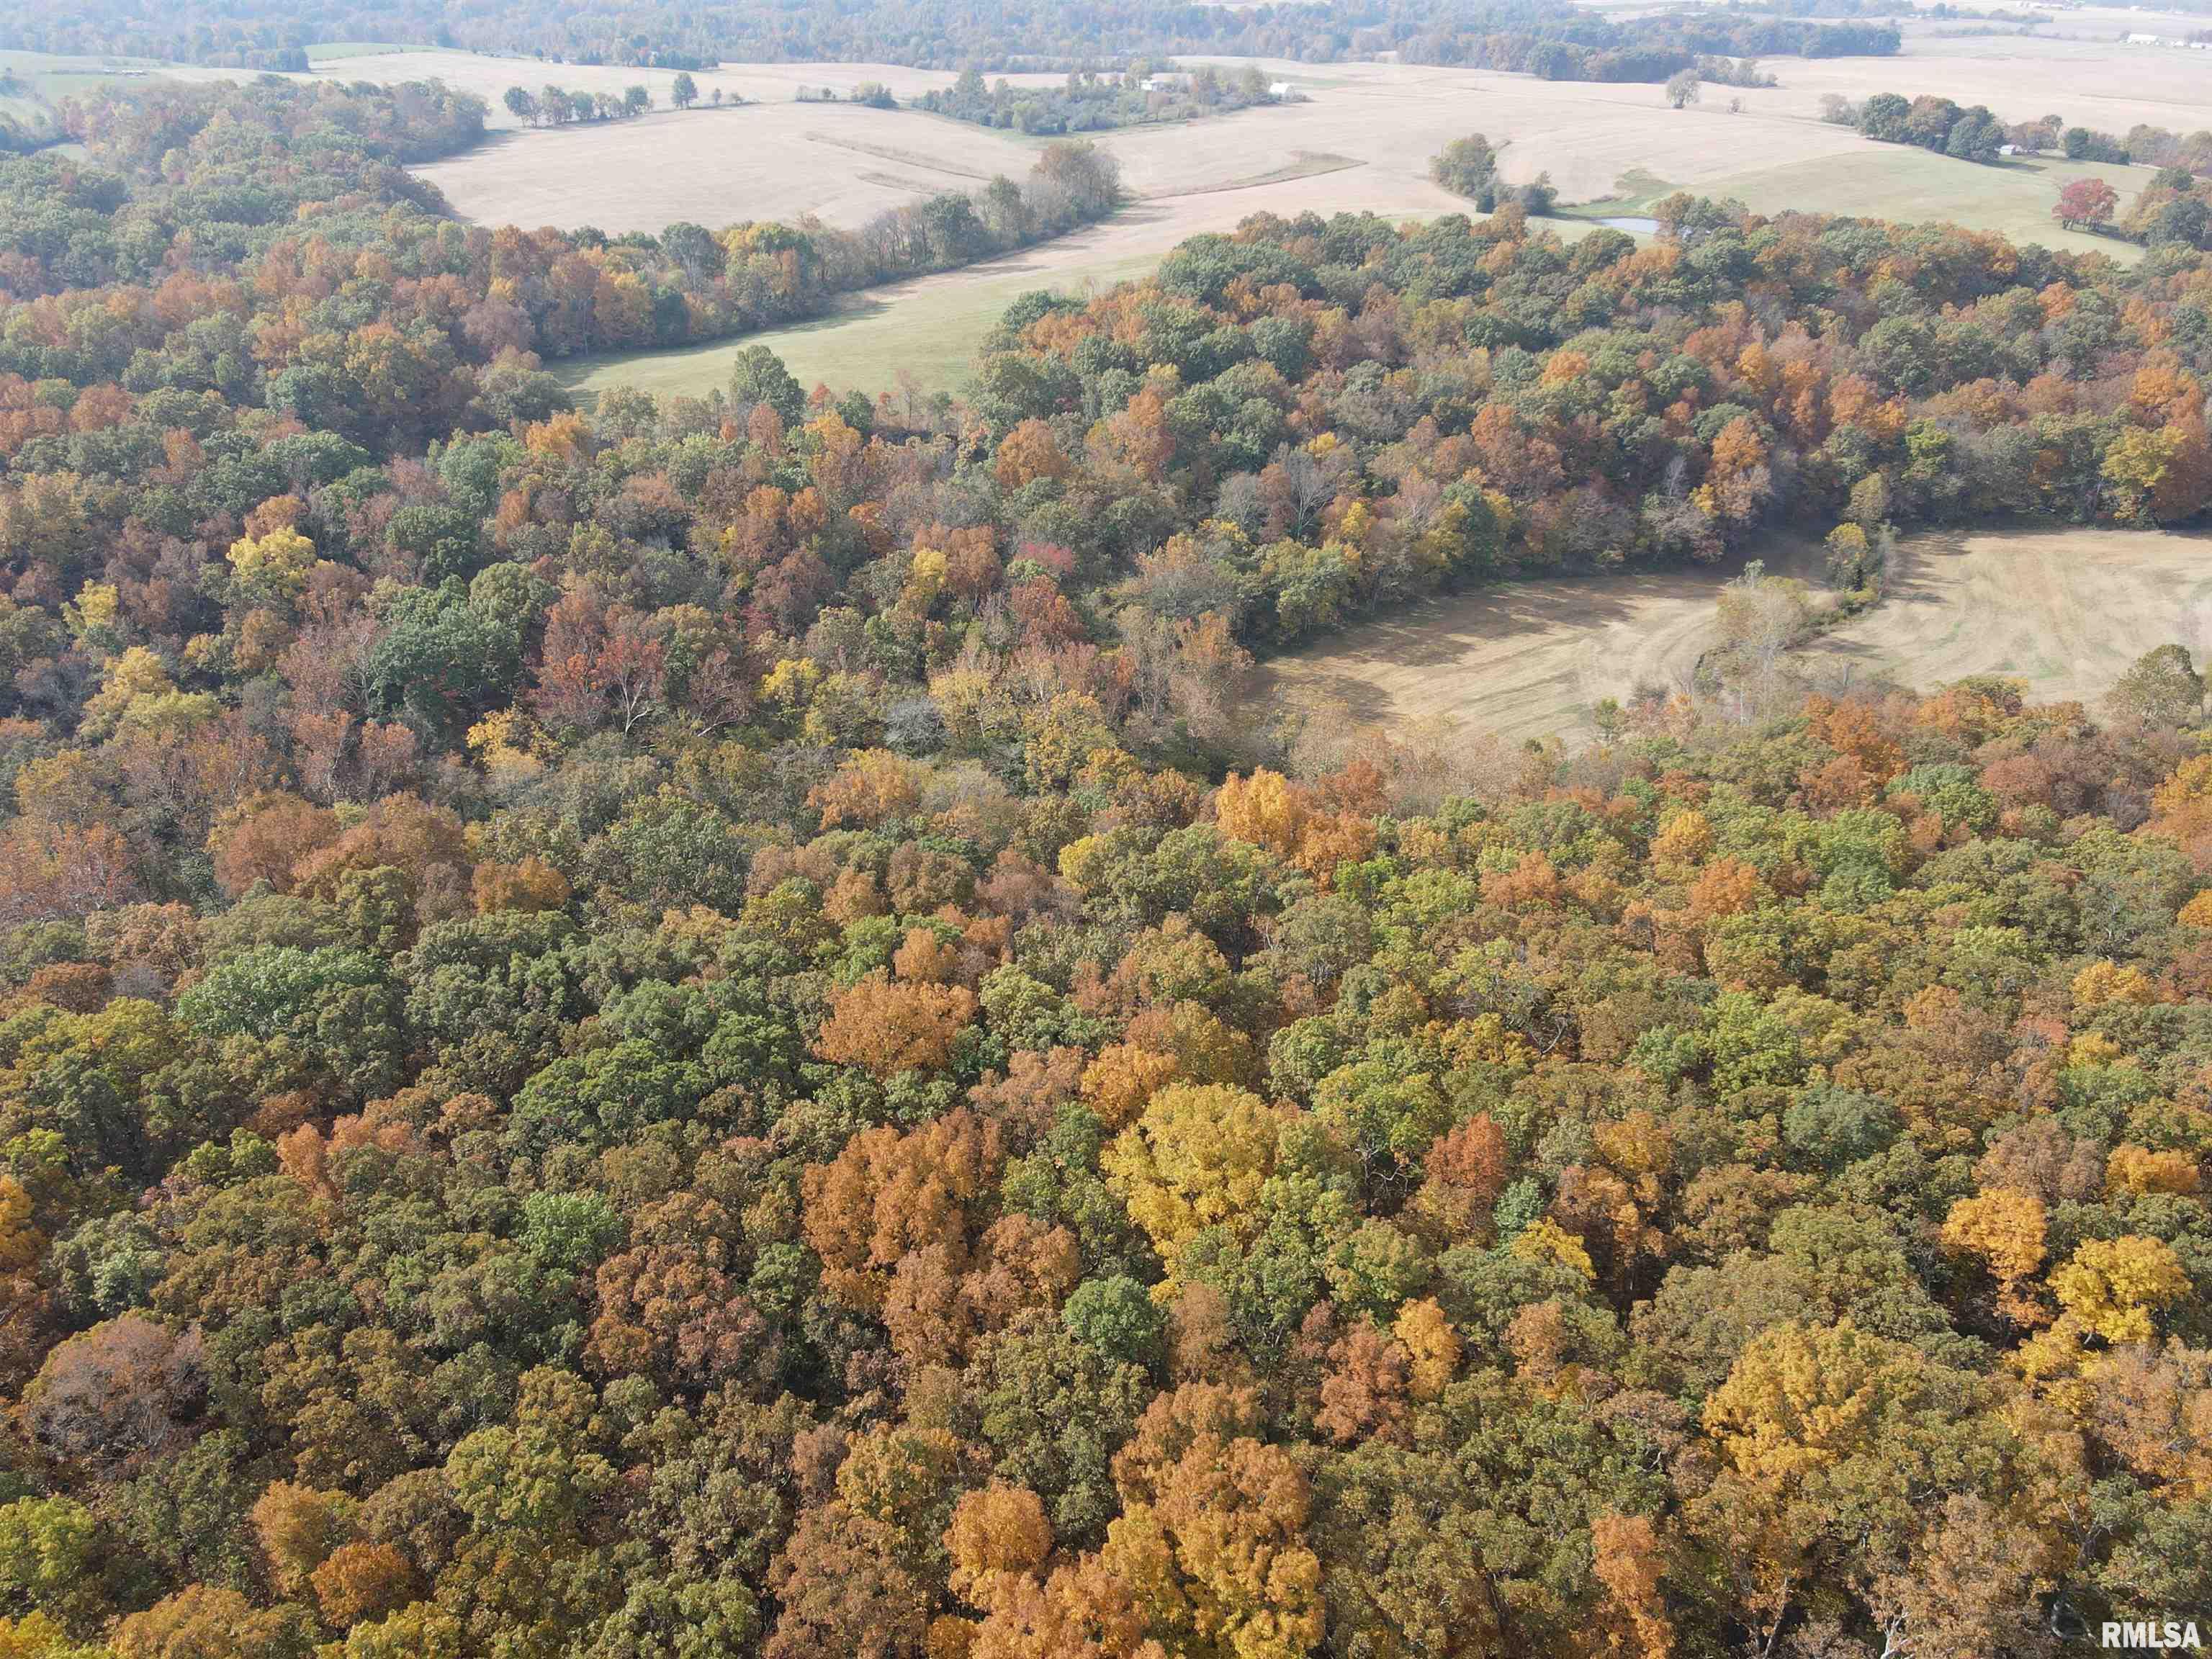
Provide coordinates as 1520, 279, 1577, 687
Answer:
557, 244, 1164, 402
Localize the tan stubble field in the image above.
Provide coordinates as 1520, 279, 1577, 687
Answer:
1253, 529, 2212, 744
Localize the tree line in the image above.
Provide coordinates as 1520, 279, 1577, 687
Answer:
0, 76, 1122, 446
1820, 92, 2212, 249
1397, 7, 1895, 83
0, 0, 1897, 83
915, 62, 1281, 135
1824, 89, 2212, 174
500, 84, 667, 127
1826, 91, 2113, 166
1429, 132, 1557, 215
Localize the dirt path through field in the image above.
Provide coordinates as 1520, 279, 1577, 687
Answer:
1254, 529, 2212, 744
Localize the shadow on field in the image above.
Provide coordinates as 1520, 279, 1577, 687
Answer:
1246, 535, 1830, 730
1792, 529, 1965, 683
752, 295, 892, 336
1281, 541, 1821, 665
1863, 529, 1966, 607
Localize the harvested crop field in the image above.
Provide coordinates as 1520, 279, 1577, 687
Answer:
1802, 528, 2212, 706
1254, 529, 2212, 745
1251, 556, 1805, 747
380, 35, 2212, 238
415, 102, 1045, 234
400, 55, 1871, 235
306, 48, 1048, 128
217, 36, 2198, 397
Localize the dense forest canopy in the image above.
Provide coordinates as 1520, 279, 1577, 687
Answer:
0, 63, 2205, 1659
0, 0, 1896, 79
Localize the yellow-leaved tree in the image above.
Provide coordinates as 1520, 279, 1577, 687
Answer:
1102, 1382, 1324, 1659
1941, 1187, 2047, 1323
1104, 1084, 1279, 1290
2050, 1235, 2190, 1344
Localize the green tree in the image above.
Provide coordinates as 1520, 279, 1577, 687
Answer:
1430, 134, 1500, 207
2109, 642, 2204, 727
176, 945, 405, 1102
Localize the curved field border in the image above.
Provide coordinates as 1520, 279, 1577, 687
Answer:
1253, 528, 2212, 744
1801, 526, 2212, 706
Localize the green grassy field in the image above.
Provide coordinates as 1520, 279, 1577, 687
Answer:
1557, 148, 2144, 260
559, 246, 1164, 403
0, 50, 171, 116
1706, 147, 2144, 259
1553, 166, 1675, 221
559, 138, 2151, 405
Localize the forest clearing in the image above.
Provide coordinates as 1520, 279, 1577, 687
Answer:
426, 35, 2159, 397
1256, 528, 2212, 744
559, 127, 2139, 398
6, 38, 2185, 397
